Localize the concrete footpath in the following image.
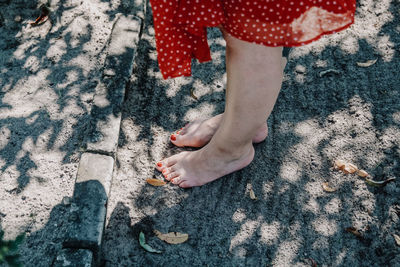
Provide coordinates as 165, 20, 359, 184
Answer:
0, 0, 144, 266
0, 0, 399, 266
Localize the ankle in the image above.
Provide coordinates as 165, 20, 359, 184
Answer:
212, 140, 252, 159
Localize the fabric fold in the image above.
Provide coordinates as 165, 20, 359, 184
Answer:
150, 0, 356, 79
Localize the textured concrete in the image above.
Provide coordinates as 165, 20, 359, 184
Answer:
86, 14, 142, 155
75, 152, 114, 193
102, 1, 400, 266
63, 153, 113, 258
62, 13, 142, 266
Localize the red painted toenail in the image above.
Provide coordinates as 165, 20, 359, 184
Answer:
171, 135, 176, 141
157, 162, 162, 167
162, 169, 167, 174
177, 130, 181, 134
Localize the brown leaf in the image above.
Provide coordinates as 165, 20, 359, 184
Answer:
342, 163, 358, 174
154, 230, 189, 244
365, 177, 395, 187
146, 178, 166, 186
357, 169, 369, 178
29, 4, 50, 26
249, 187, 257, 200
345, 227, 362, 238
247, 183, 257, 200
356, 59, 377, 67
322, 182, 337, 193
334, 159, 346, 170
393, 234, 400, 246
190, 88, 198, 100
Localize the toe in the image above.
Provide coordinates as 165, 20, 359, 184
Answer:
166, 171, 179, 181
162, 166, 176, 179
170, 134, 177, 142
178, 181, 192, 188
171, 176, 183, 185
156, 157, 177, 172
161, 168, 170, 177
171, 132, 186, 148
179, 123, 190, 135
155, 161, 164, 172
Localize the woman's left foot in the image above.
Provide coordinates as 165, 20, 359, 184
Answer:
155, 143, 254, 188
170, 114, 268, 148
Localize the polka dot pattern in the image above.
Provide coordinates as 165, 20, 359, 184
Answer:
150, 0, 356, 79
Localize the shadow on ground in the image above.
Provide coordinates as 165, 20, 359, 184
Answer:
0, 0, 143, 265
102, 0, 400, 266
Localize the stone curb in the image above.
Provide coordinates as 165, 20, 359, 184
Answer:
57, 14, 143, 266
53, 248, 93, 267
62, 153, 113, 258
86, 14, 142, 155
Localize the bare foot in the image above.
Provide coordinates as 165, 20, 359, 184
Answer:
156, 143, 254, 188
170, 114, 268, 147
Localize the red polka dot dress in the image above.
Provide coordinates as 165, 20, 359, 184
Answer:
150, 0, 356, 79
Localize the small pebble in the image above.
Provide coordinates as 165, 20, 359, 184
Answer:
295, 65, 306, 74
62, 196, 72, 206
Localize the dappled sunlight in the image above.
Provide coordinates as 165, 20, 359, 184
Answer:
232, 208, 246, 223
272, 240, 302, 266
184, 102, 217, 122
312, 216, 338, 236
392, 111, 400, 124
229, 217, 262, 255
165, 76, 192, 98
304, 181, 324, 197
149, 124, 169, 166
100, 0, 400, 265
280, 161, 302, 183
259, 221, 280, 245
303, 198, 320, 214
0, 0, 146, 264
324, 197, 342, 214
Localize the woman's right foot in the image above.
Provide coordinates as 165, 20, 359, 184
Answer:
170, 113, 268, 147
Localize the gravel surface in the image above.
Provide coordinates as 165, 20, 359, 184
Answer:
0, 0, 139, 265
102, 0, 400, 266
1, 0, 399, 266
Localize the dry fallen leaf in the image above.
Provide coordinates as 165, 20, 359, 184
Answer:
356, 59, 377, 67
146, 178, 166, 186
139, 232, 162, 253
342, 163, 358, 174
154, 230, 189, 244
334, 160, 358, 174
365, 177, 395, 187
190, 88, 198, 100
357, 169, 369, 178
393, 234, 400, 246
29, 4, 50, 26
334, 159, 346, 170
345, 227, 362, 238
249, 184, 258, 200
322, 182, 337, 193
319, 69, 341, 77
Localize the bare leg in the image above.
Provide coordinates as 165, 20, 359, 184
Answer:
157, 31, 283, 188
170, 58, 287, 148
